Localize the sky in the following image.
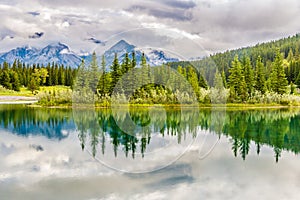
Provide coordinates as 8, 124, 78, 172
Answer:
0, 0, 300, 58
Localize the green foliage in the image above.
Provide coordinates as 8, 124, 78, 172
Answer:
243, 56, 254, 96
229, 55, 248, 102
269, 49, 288, 94
10, 71, 20, 91
1, 34, 300, 106
109, 53, 122, 95
255, 56, 267, 94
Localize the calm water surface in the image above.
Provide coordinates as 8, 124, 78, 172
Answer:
1, 105, 300, 199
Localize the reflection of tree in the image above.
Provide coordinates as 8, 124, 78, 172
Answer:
0, 105, 73, 139
73, 108, 300, 162
2, 105, 300, 162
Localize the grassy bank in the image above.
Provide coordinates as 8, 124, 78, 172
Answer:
2, 85, 300, 108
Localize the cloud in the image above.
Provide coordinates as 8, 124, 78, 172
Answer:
0, 0, 299, 56
162, 0, 197, 9
148, 8, 193, 21
27, 11, 40, 16
28, 32, 44, 39
87, 37, 105, 45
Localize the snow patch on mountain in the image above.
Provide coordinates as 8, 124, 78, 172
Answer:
0, 40, 181, 68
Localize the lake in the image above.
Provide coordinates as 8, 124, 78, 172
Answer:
1, 105, 300, 199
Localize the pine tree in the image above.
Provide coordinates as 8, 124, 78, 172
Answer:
0, 62, 12, 90
98, 55, 111, 95
213, 69, 224, 89
269, 49, 288, 94
121, 52, 131, 74
110, 53, 121, 93
187, 66, 201, 99
243, 56, 254, 96
89, 52, 100, 93
221, 70, 227, 88
141, 53, 150, 87
198, 74, 208, 89
229, 55, 248, 101
10, 71, 20, 91
28, 78, 38, 94
255, 56, 266, 94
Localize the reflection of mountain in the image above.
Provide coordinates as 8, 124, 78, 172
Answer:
0, 105, 75, 140
1, 105, 300, 162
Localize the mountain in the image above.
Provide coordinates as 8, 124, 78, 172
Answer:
0, 40, 180, 68
30, 42, 81, 67
0, 45, 38, 64
141, 48, 180, 66
103, 40, 179, 66
103, 39, 136, 65
0, 43, 81, 67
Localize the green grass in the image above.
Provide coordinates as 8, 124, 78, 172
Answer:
38, 85, 70, 92
0, 86, 33, 96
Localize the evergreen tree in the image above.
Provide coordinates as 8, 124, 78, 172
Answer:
10, 71, 20, 91
269, 49, 288, 94
121, 52, 131, 74
221, 70, 227, 88
89, 52, 100, 93
187, 66, 201, 99
28, 78, 38, 94
243, 56, 254, 96
98, 55, 111, 95
255, 56, 266, 94
141, 53, 150, 87
213, 69, 224, 89
110, 53, 121, 93
198, 74, 208, 89
229, 55, 248, 101
0, 62, 11, 89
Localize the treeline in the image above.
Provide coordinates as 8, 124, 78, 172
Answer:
2, 34, 300, 105
169, 33, 300, 87
74, 51, 205, 104
0, 60, 77, 92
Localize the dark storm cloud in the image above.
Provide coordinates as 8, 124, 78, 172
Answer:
29, 32, 44, 39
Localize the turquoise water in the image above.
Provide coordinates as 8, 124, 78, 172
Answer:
0, 105, 300, 199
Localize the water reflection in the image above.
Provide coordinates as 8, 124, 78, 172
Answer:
0, 105, 75, 139
0, 105, 299, 162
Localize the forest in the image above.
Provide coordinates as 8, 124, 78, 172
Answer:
1, 34, 300, 106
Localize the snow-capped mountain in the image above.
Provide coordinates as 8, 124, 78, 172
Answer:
0, 45, 38, 64
0, 43, 81, 67
103, 40, 179, 66
140, 48, 180, 66
30, 42, 81, 67
0, 40, 180, 68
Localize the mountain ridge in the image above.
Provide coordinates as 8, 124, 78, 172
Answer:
0, 40, 180, 68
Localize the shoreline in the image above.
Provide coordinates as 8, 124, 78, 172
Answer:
1, 95, 300, 109
0, 96, 38, 104
27, 103, 300, 110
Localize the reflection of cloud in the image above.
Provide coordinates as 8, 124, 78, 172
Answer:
1, 128, 300, 199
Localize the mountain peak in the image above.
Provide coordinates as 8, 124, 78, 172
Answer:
47, 42, 69, 49
107, 39, 135, 53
